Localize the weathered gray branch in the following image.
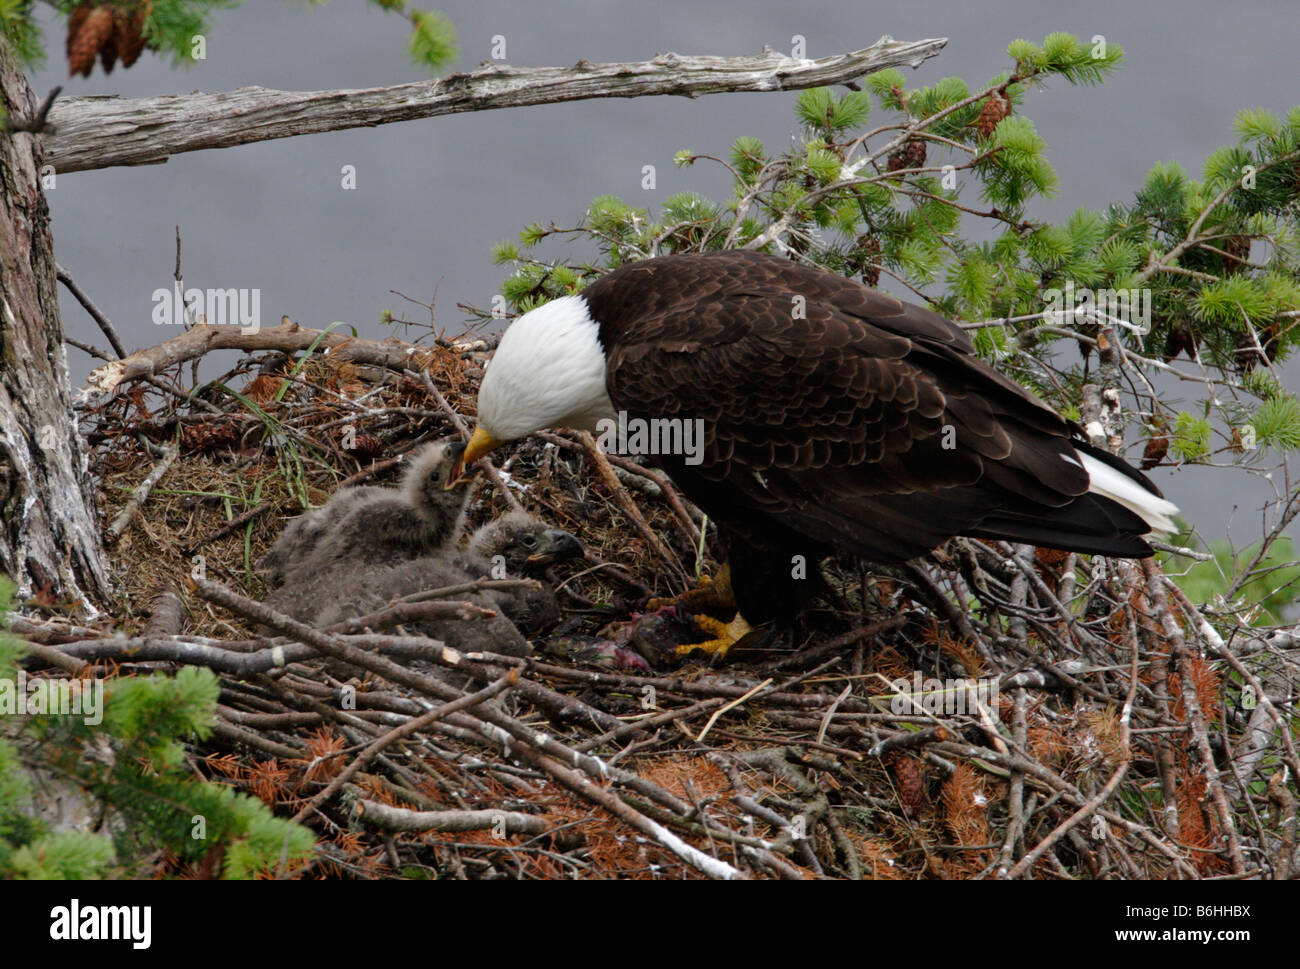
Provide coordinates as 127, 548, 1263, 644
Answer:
44, 37, 946, 173
355, 800, 548, 836
76, 316, 439, 407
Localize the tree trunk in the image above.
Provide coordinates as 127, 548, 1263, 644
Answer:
0, 41, 110, 613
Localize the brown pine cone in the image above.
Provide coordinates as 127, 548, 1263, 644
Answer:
1220, 233, 1251, 275
66, 2, 93, 60
100, 30, 118, 74
1164, 321, 1197, 361
974, 95, 1010, 139
69, 5, 113, 77
849, 234, 882, 287
1141, 425, 1170, 470
902, 138, 927, 168
116, 3, 150, 68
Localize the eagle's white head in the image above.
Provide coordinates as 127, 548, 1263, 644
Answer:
450, 294, 615, 483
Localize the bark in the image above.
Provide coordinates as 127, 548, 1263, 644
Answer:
0, 41, 110, 613
78, 316, 447, 406
43, 37, 946, 173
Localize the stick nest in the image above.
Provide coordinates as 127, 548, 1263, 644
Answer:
13, 325, 1298, 880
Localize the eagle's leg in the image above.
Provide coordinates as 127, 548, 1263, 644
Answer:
645, 563, 747, 656
647, 562, 737, 613
678, 612, 754, 658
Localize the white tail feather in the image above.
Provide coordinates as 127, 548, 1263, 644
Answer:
1080, 454, 1179, 535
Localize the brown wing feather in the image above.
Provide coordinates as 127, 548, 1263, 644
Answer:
583, 250, 1149, 562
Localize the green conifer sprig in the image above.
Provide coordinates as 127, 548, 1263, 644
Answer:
1, 1, 457, 72
489, 33, 1300, 471
0, 578, 314, 879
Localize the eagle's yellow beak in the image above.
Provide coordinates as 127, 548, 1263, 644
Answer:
446, 426, 501, 487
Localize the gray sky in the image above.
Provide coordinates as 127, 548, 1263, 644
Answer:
29, 0, 1300, 545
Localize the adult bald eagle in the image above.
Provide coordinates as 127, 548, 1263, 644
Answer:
450, 250, 1177, 649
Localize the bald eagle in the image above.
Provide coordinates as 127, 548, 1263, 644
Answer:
451, 250, 1178, 646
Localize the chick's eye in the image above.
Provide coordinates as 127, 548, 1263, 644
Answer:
521, 535, 537, 548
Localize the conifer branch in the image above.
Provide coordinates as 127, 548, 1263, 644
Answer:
44, 37, 947, 173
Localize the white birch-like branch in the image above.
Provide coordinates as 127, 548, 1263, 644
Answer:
44, 36, 946, 173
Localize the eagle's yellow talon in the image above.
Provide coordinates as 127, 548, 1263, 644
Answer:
678, 613, 754, 658
650, 564, 737, 613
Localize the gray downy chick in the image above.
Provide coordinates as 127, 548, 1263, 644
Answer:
263, 553, 531, 658
262, 440, 469, 586
457, 509, 584, 637
260, 484, 389, 589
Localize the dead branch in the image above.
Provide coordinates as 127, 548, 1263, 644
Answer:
298, 671, 518, 824
355, 801, 548, 836
46, 38, 946, 173
579, 430, 688, 587
78, 317, 442, 406
106, 442, 178, 541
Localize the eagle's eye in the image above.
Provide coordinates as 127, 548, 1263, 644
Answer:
520, 534, 538, 548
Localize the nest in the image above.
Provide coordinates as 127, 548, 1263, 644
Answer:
12, 322, 1298, 880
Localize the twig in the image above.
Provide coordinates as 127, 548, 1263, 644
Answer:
296, 671, 518, 824
3, 84, 60, 133
56, 264, 127, 358
106, 442, 179, 541
413, 369, 522, 511
355, 801, 547, 836
579, 430, 688, 586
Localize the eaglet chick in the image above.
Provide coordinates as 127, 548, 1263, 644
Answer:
261, 440, 468, 587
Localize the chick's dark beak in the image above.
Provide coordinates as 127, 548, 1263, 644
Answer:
446, 428, 498, 489
443, 440, 468, 487
526, 528, 585, 565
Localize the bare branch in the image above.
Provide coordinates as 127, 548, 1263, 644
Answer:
45, 38, 946, 174
77, 316, 440, 407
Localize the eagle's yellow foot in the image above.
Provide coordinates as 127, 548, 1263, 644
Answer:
649, 563, 737, 613
678, 614, 754, 659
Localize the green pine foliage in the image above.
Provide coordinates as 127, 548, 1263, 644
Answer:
1170, 411, 1213, 462
0, 577, 315, 879
487, 32, 1300, 471
483, 32, 1300, 626
404, 7, 457, 71
4, 1, 456, 72
1250, 395, 1300, 451
0, 0, 43, 68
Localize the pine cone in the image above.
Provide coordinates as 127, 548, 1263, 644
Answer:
885, 149, 909, 173
1220, 233, 1251, 276
1098, 339, 1118, 365
1164, 322, 1197, 361
884, 752, 927, 817
68, 5, 113, 78
116, 3, 150, 68
974, 95, 1010, 139
1260, 321, 1280, 361
347, 434, 385, 460
100, 29, 118, 74
849, 234, 882, 287
66, 2, 93, 60
1141, 423, 1170, 470
1233, 329, 1268, 371
902, 138, 927, 169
